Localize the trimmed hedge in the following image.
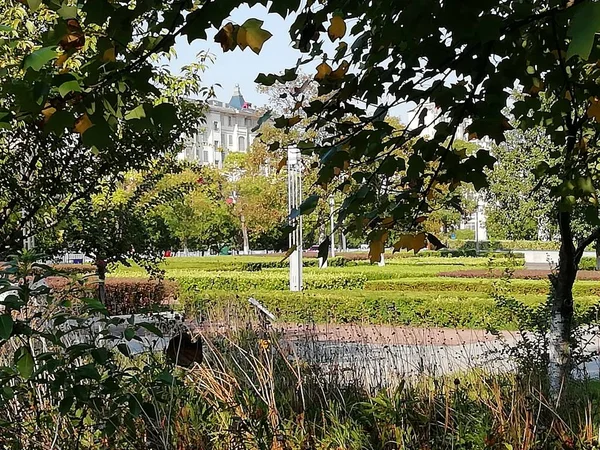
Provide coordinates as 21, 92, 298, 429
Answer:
50, 277, 178, 315
579, 257, 598, 271
182, 289, 599, 330
364, 277, 600, 296
241, 256, 353, 271
177, 271, 368, 292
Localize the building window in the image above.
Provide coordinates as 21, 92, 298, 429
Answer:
228, 116, 232, 127
239, 136, 246, 152
214, 140, 219, 150
213, 121, 219, 130
203, 150, 209, 162
228, 134, 233, 147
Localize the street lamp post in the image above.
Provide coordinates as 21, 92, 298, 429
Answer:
475, 193, 480, 254
287, 146, 302, 291
329, 195, 335, 258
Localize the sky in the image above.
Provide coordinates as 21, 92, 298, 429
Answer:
170, 4, 414, 123
171, 4, 300, 108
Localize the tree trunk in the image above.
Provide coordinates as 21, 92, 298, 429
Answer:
95, 258, 107, 305
548, 212, 577, 399
596, 238, 600, 271
241, 215, 250, 255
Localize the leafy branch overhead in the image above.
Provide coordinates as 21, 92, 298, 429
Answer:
2, 0, 283, 153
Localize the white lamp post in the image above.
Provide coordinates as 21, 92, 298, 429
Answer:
329, 195, 335, 258
287, 146, 302, 291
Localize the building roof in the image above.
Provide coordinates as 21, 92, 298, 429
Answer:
229, 84, 249, 110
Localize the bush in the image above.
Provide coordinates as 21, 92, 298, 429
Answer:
49, 277, 178, 315
177, 270, 367, 292
104, 278, 178, 314
364, 277, 600, 297
445, 239, 572, 251
240, 256, 353, 271
579, 256, 597, 271
182, 289, 600, 330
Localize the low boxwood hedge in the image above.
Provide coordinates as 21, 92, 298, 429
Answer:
182, 289, 599, 330
176, 270, 368, 292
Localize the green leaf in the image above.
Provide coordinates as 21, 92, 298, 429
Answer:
0, 314, 13, 340
152, 102, 177, 131
15, 347, 34, 379
255, 73, 277, 86
125, 105, 146, 120
0, 25, 13, 32
45, 110, 75, 137
59, 396, 74, 414
138, 322, 163, 337
567, 0, 600, 60
117, 343, 131, 357
251, 109, 272, 132
27, 0, 42, 11
124, 327, 135, 341
57, 3, 78, 19
80, 296, 107, 314
318, 237, 330, 266
23, 47, 57, 71
292, 194, 319, 219
58, 80, 82, 98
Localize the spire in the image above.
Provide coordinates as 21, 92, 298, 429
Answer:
228, 84, 246, 109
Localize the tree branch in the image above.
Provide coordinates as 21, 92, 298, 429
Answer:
575, 227, 600, 265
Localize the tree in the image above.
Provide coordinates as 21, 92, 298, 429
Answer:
0, 0, 278, 256
485, 128, 558, 241
226, 151, 289, 253
157, 168, 240, 254
229, 0, 600, 395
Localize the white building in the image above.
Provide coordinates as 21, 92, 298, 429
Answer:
180, 85, 262, 167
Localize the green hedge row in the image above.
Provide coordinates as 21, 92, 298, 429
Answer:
177, 271, 368, 292
365, 277, 600, 296
182, 289, 598, 330
241, 256, 353, 271
446, 240, 562, 251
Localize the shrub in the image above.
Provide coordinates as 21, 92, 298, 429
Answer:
579, 256, 597, 271
49, 277, 178, 315
364, 277, 600, 297
177, 270, 367, 292
182, 289, 599, 330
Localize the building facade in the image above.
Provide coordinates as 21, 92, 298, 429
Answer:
180, 86, 262, 167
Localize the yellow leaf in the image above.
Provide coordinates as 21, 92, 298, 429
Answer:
368, 231, 388, 264
382, 217, 394, 228
333, 167, 341, 175
328, 15, 346, 41
315, 62, 332, 81
588, 97, 600, 121
237, 18, 272, 54
102, 46, 115, 62
393, 232, 426, 254
41, 104, 56, 123
288, 116, 301, 127
74, 113, 92, 134
214, 22, 237, 52
55, 53, 68, 67
276, 157, 287, 173
330, 60, 349, 80
565, 90, 572, 101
